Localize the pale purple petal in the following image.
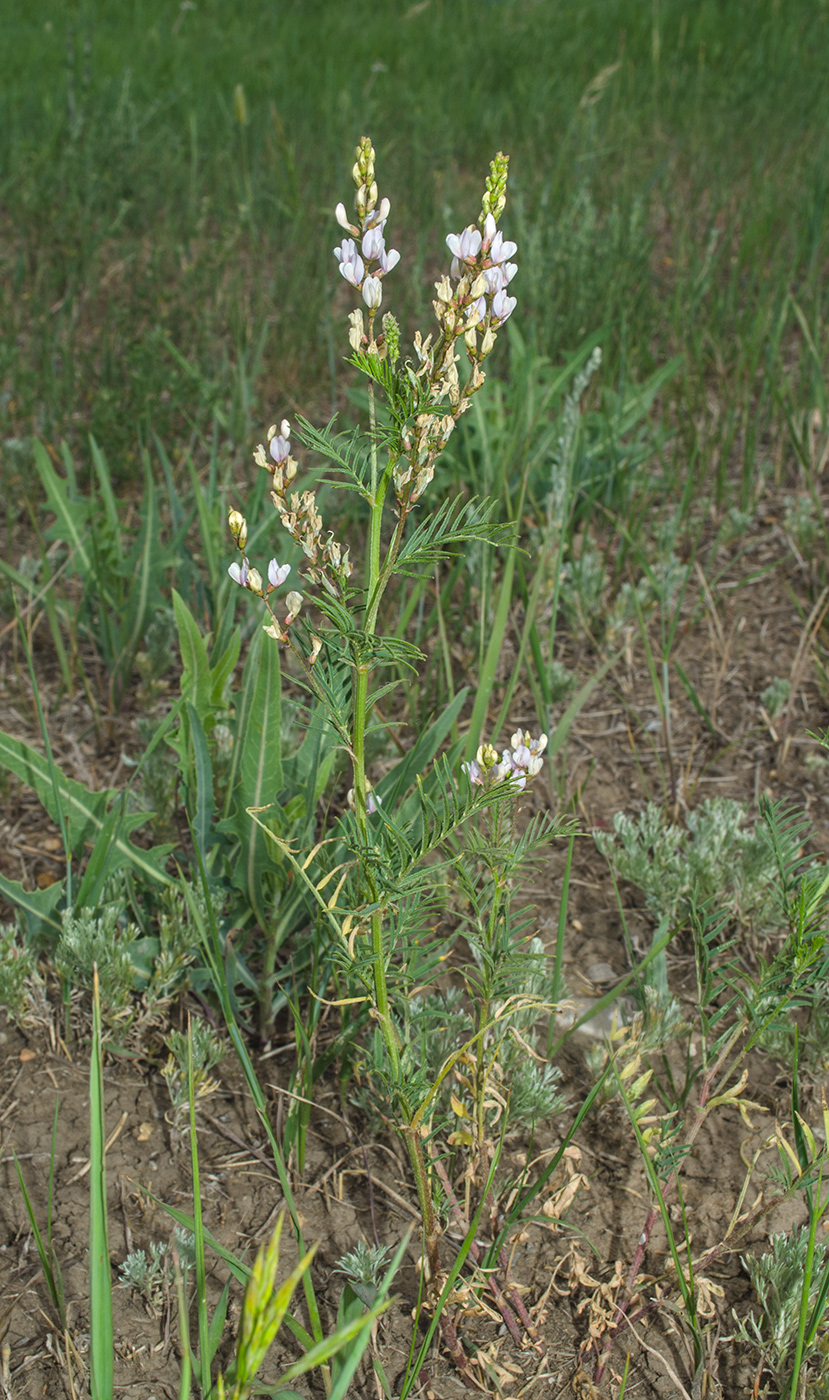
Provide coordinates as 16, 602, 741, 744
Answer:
362, 225, 385, 260
446, 232, 462, 258
334, 237, 357, 264
379, 247, 400, 274
365, 197, 390, 228
270, 433, 291, 463
339, 255, 365, 287
492, 289, 516, 322
459, 226, 482, 259
484, 266, 506, 295
228, 560, 249, 586
490, 231, 517, 264
268, 559, 291, 588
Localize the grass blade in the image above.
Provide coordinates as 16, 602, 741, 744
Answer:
89, 968, 114, 1400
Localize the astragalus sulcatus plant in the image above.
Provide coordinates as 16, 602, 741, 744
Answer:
225, 138, 564, 1307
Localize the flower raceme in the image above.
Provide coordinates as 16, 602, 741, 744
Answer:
226, 139, 518, 655
462, 731, 548, 792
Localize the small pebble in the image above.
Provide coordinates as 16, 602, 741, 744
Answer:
585, 962, 615, 984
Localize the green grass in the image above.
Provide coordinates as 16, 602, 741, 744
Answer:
2, 0, 827, 488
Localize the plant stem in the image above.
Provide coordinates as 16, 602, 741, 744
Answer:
352, 376, 442, 1286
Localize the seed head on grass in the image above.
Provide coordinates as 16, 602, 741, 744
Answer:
217, 1213, 317, 1400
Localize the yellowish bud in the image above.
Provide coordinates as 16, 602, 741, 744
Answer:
228, 510, 247, 548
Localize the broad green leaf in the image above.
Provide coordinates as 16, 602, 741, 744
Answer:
228, 629, 283, 922
0, 731, 173, 887
172, 588, 212, 722
33, 440, 92, 576
75, 793, 132, 910
88, 436, 121, 544
0, 873, 64, 936
209, 629, 241, 708
185, 701, 216, 860
115, 456, 162, 697
205, 1279, 230, 1367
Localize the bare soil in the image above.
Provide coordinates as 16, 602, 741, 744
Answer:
1, 483, 828, 1399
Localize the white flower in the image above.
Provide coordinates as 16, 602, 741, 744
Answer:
339, 253, 365, 287
365, 197, 390, 228
334, 237, 358, 264
490, 230, 517, 264
462, 758, 485, 786
285, 590, 303, 619
270, 425, 291, 463
378, 246, 400, 273
446, 225, 482, 261
362, 275, 383, 309
492, 288, 517, 322
484, 262, 517, 295
335, 202, 358, 233
361, 225, 385, 261
246, 566, 263, 594
268, 558, 291, 588
348, 308, 365, 352
228, 560, 249, 587
483, 212, 497, 246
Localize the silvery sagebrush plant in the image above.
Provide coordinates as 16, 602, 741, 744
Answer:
224, 138, 568, 1300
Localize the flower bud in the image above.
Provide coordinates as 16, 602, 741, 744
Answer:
335, 202, 358, 233
481, 326, 496, 356
247, 567, 263, 594
477, 742, 499, 770
228, 510, 247, 548
434, 275, 453, 304
285, 590, 303, 618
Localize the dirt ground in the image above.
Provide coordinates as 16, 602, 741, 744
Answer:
1, 483, 828, 1399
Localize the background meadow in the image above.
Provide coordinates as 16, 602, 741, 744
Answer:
2, 2, 829, 1397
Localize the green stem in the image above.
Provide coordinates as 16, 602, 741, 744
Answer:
354, 376, 441, 1285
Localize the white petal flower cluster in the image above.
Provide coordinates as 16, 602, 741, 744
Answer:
228, 552, 291, 596
462, 730, 547, 791
333, 154, 400, 314
445, 209, 518, 326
